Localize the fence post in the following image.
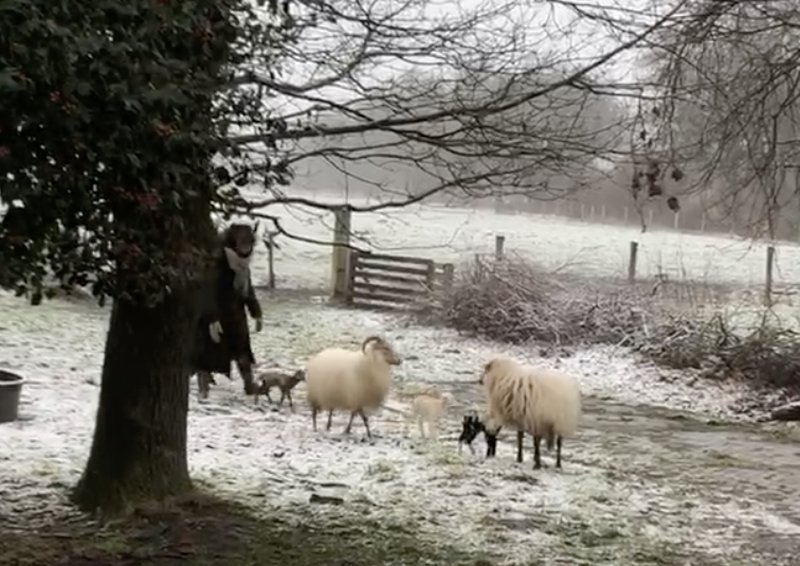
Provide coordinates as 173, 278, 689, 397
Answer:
345, 250, 358, 305
441, 263, 455, 293
580, 203, 585, 221
673, 212, 680, 231
647, 209, 654, 226
623, 206, 629, 224
700, 214, 707, 232
628, 241, 639, 283
601, 204, 607, 220
331, 205, 352, 300
495, 234, 505, 261
425, 260, 436, 290
765, 245, 775, 306
265, 231, 276, 290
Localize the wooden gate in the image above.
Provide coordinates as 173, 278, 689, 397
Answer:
345, 251, 454, 310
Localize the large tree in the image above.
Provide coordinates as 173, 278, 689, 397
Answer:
0, 0, 286, 513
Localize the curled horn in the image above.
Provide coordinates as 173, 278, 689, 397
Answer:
361, 335, 383, 353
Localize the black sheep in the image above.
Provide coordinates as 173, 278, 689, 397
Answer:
189, 223, 263, 398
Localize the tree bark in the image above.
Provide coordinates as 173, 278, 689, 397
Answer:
73, 288, 198, 514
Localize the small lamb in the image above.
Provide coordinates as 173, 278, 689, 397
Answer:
255, 368, 305, 409
410, 391, 453, 440
458, 414, 500, 457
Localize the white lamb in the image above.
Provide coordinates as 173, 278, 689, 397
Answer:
305, 335, 402, 439
480, 356, 581, 469
408, 390, 453, 440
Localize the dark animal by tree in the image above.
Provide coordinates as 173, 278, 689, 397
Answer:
189, 223, 263, 398
458, 414, 500, 457
255, 368, 305, 409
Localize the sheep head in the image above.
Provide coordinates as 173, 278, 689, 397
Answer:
361, 335, 402, 366
290, 369, 306, 383
479, 356, 516, 388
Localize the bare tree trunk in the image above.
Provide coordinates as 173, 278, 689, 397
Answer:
73, 290, 197, 513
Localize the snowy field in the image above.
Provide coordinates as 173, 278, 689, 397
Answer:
2, 291, 799, 564
235, 196, 800, 297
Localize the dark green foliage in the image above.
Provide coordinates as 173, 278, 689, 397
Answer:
0, 0, 271, 305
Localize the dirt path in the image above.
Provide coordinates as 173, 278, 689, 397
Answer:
406, 380, 800, 564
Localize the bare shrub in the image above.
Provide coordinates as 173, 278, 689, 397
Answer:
441, 256, 653, 348
437, 256, 800, 397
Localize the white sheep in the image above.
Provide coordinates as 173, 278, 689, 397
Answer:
305, 335, 402, 439
408, 390, 453, 440
479, 356, 581, 469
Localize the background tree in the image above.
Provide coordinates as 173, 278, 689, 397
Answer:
645, 0, 800, 240
216, 0, 687, 237
0, 0, 287, 513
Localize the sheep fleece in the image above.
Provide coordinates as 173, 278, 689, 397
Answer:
305, 348, 391, 413
483, 357, 581, 438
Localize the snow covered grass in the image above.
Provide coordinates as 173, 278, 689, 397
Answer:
2, 291, 800, 563
232, 196, 800, 300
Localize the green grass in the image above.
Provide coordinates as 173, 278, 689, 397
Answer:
0, 492, 490, 566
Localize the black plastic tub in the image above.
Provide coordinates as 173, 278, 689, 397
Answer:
0, 370, 24, 424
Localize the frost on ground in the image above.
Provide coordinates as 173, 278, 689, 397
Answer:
225, 195, 800, 301
1, 291, 800, 564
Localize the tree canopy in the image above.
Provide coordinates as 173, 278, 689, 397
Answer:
0, 0, 288, 304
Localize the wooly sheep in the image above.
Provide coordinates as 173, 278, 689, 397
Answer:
255, 368, 305, 409
458, 413, 501, 457
409, 391, 453, 440
305, 335, 402, 439
480, 356, 581, 469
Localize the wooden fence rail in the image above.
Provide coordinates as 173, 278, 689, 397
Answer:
346, 251, 454, 310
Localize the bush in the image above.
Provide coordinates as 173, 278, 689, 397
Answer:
437, 256, 800, 396
441, 256, 654, 349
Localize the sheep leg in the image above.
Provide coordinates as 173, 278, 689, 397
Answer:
286, 391, 294, 411
556, 436, 562, 469
311, 406, 319, 431
326, 410, 333, 431
358, 410, 372, 440
533, 435, 542, 469
516, 431, 524, 464
417, 416, 426, 439
278, 390, 285, 407
345, 411, 356, 435
485, 435, 496, 458
264, 388, 273, 404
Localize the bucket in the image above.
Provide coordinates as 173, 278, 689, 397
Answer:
0, 370, 24, 423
